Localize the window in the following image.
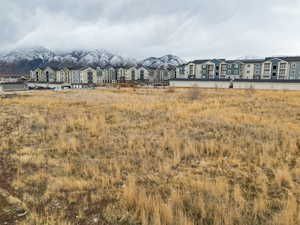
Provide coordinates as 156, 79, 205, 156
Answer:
292, 63, 296, 68
140, 70, 145, 80
221, 64, 227, 75
46, 71, 49, 82
189, 65, 194, 75
264, 63, 271, 74
221, 65, 227, 70
234, 64, 239, 69
87, 71, 93, 83
279, 69, 286, 76
273, 65, 277, 70
247, 71, 250, 74
179, 67, 184, 74
36, 72, 39, 81
228, 70, 232, 74
280, 63, 286, 69
207, 65, 214, 75
202, 65, 207, 69
247, 64, 251, 68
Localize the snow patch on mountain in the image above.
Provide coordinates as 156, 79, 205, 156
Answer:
1, 46, 55, 63
0, 47, 185, 75
141, 54, 186, 68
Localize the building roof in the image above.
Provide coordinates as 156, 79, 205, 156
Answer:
43, 65, 61, 70
176, 56, 300, 67
239, 59, 265, 63
114, 66, 133, 69
189, 60, 209, 65
184, 59, 226, 65
73, 66, 85, 70
98, 65, 115, 69
225, 59, 265, 63
211, 59, 226, 63
170, 78, 300, 83
80, 66, 97, 71
266, 56, 300, 62
31, 66, 44, 71
225, 60, 245, 63
60, 65, 83, 70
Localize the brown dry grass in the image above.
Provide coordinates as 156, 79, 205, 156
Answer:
0, 87, 300, 225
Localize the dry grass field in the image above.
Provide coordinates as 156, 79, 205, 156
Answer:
0, 87, 300, 225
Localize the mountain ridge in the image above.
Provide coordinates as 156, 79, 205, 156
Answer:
0, 47, 185, 75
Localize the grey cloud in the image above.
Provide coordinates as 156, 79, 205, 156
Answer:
1, 0, 300, 59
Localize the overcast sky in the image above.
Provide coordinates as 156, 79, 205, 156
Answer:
2, 0, 300, 60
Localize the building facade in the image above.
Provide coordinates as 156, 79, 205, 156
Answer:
240, 60, 264, 80
135, 66, 150, 81
31, 67, 57, 82
57, 67, 72, 83
176, 65, 186, 79
268, 57, 300, 80
261, 58, 289, 80
30, 65, 177, 84
71, 69, 81, 84
102, 66, 116, 83
177, 56, 300, 81
28, 56, 300, 86
80, 67, 97, 84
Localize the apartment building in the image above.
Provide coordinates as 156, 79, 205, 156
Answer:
176, 65, 186, 79
223, 60, 243, 80
241, 59, 264, 79
182, 60, 209, 79
30, 66, 57, 83
267, 56, 300, 80
180, 59, 229, 80
202, 59, 226, 79
57, 67, 72, 83
261, 58, 289, 80
30, 65, 171, 84
178, 56, 300, 80
30, 67, 43, 82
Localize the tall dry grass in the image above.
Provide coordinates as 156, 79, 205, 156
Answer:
0, 88, 299, 225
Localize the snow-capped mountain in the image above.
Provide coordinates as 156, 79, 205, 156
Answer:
1, 46, 55, 63
141, 55, 186, 68
0, 47, 185, 75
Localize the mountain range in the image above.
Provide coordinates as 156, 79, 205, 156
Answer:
0, 47, 185, 75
